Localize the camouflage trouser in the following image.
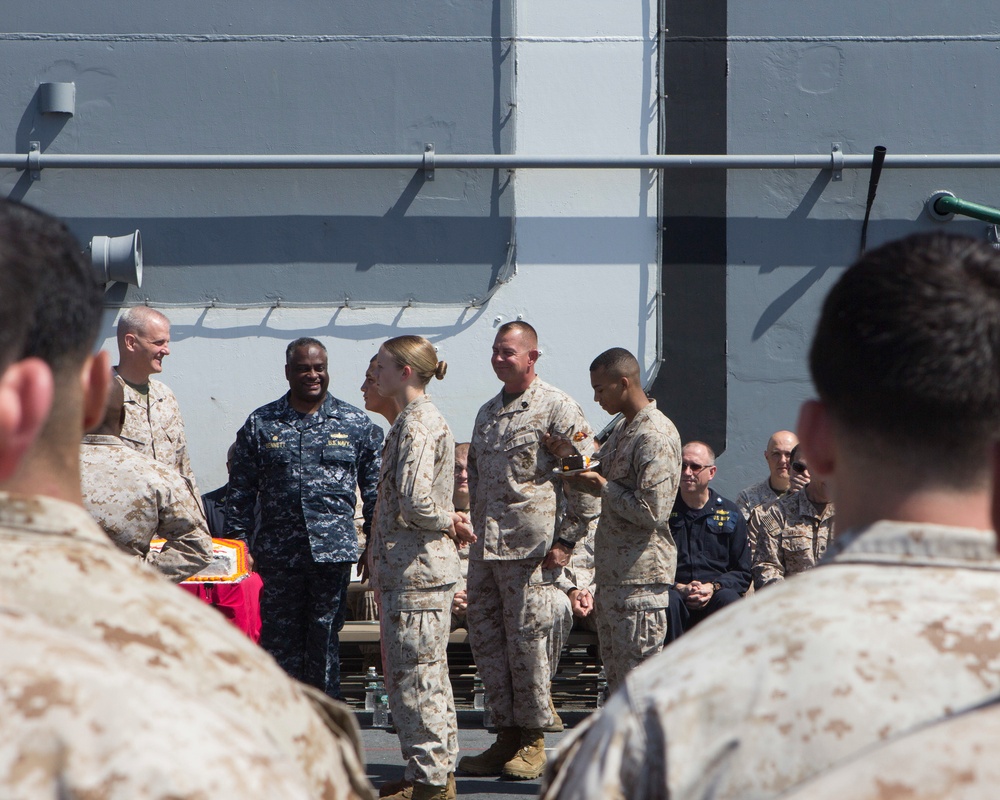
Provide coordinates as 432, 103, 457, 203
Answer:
548, 585, 573, 680
467, 558, 553, 729
380, 585, 458, 786
595, 584, 670, 691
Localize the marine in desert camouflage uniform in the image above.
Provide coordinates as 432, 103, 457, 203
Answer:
0, 606, 314, 800
750, 448, 835, 589
113, 305, 199, 494
540, 232, 1000, 800
0, 493, 375, 799
565, 348, 681, 691
81, 435, 211, 581
459, 321, 599, 782
553, 516, 598, 632
0, 198, 375, 800
734, 429, 798, 526
368, 337, 472, 800
80, 378, 211, 582
448, 442, 473, 630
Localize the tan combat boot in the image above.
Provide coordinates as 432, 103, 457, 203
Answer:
457, 726, 521, 776
542, 694, 564, 733
379, 774, 456, 800
381, 782, 450, 800
501, 727, 547, 780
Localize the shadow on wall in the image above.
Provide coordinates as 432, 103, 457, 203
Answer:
7, 85, 72, 204
743, 216, 982, 341
98, 302, 494, 347
83, 213, 655, 307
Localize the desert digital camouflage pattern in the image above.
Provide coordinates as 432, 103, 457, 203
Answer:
591, 402, 679, 687
467, 558, 555, 728
552, 519, 597, 647
0, 491, 376, 800
540, 521, 1000, 800
115, 371, 199, 493
0, 606, 315, 799
380, 586, 458, 787
371, 395, 461, 786
468, 377, 599, 560
466, 376, 598, 730
735, 477, 783, 524
80, 434, 211, 582
595, 584, 670, 690
548, 586, 574, 679
778, 698, 1000, 800
553, 518, 597, 596
750, 489, 835, 588
370, 395, 461, 592
595, 401, 681, 587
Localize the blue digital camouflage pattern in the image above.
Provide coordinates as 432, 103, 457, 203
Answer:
225, 392, 383, 569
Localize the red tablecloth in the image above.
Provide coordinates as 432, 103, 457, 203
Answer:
182, 573, 263, 643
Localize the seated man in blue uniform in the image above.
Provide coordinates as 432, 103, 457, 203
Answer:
667, 441, 751, 638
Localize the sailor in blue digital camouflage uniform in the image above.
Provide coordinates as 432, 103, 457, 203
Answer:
225, 337, 383, 699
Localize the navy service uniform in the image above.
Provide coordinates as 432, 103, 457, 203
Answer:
668, 488, 751, 636
225, 392, 382, 699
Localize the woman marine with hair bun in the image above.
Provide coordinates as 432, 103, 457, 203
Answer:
369, 335, 475, 800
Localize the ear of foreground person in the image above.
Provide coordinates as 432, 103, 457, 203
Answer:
539, 231, 1000, 800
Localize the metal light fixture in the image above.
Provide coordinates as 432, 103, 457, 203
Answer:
38, 82, 75, 116
89, 230, 143, 286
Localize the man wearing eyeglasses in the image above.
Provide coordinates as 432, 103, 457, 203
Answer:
669, 441, 751, 634
735, 430, 799, 523
748, 445, 835, 589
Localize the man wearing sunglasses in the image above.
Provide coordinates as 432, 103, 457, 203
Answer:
749, 444, 835, 589
669, 441, 751, 635
540, 232, 1000, 800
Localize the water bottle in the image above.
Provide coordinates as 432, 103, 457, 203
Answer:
473, 673, 485, 711
596, 667, 608, 709
373, 679, 391, 728
473, 673, 493, 728
364, 666, 378, 712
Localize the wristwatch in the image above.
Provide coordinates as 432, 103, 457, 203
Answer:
556, 537, 576, 550
711, 581, 722, 593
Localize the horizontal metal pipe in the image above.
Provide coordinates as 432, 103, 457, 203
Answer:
5, 152, 1000, 171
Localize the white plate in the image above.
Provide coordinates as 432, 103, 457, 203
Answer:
551, 459, 600, 476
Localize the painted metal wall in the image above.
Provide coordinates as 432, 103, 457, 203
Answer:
6, 5, 995, 499
1, 2, 657, 491
718, 7, 1000, 497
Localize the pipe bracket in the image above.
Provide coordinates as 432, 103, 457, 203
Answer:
423, 143, 435, 181
28, 141, 41, 181
830, 142, 843, 181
